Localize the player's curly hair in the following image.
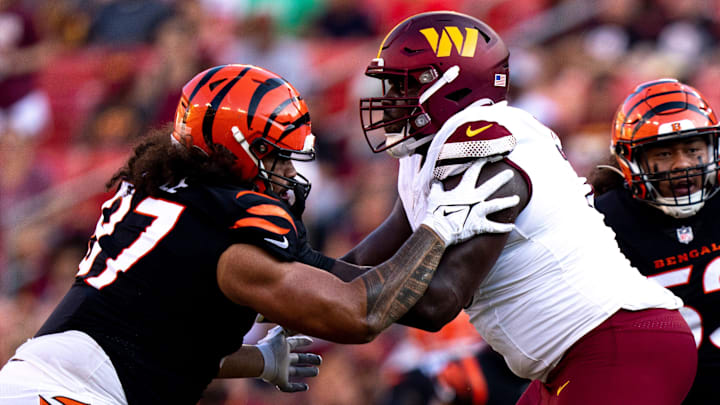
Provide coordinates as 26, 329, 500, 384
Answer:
107, 124, 247, 196
587, 155, 626, 196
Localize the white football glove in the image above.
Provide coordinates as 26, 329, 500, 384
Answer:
257, 326, 322, 392
421, 159, 520, 246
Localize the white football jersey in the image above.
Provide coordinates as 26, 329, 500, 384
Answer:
398, 100, 683, 382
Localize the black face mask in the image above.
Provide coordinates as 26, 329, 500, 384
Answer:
258, 151, 312, 218
260, 168, 311, 219
289, 181, 309, 218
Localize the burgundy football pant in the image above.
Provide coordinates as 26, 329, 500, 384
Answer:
516, 308, 697, 405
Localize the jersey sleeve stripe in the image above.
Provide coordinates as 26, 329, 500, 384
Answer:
230, 218, 290, 235
235, 190, 279, 202
246, 204, 297, 233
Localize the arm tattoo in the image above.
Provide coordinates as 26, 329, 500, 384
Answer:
361, 225, 445, 333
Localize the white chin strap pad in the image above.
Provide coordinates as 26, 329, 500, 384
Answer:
386, 135, 433, 158
654, 190, 706, 218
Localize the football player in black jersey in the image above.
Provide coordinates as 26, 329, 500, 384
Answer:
0, 64, 519, 405
592, 79, 720, 405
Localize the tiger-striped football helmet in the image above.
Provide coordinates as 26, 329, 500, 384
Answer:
612, 78, 720, 218
172, 64, 315, 197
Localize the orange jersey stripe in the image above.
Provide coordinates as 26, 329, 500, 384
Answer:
246, 204, 296, 233
236, 190, 279, 202
231, 217, 290, 235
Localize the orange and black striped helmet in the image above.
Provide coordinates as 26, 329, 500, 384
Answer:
611, 78, 720, 217
172, 64, 315, 195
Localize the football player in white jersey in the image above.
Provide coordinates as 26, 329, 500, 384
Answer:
339, 11, 697, 405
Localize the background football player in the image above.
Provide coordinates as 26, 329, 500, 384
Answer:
591, 78, 720, 405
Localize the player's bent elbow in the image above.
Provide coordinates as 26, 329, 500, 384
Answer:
415, 305, 461, 332
325, 320, 379, 344
404, 287, 464, 331
361, 320, 385, 343
315, 301, 381, 344
352, 331, 381, 344
350, 311, 394, 343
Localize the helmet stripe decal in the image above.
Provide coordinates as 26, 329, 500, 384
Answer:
632, 78, 677, 93
632, 101, 708, 138
187, 65, 224, 104
247, 78, 284, 131
261, 96, 299, 139
201, 66, 251, 148
624, 89, 687, 120
181, 65, 225, 127
278, 112, 310, 143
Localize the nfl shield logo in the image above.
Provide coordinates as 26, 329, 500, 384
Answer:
676, 226, 694, 244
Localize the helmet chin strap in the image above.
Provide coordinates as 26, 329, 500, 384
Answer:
419, 65, 460, 104
653, 191, 706, 218
386, 134, 433, 158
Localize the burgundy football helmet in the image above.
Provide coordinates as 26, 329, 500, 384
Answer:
360, 11, 509, 157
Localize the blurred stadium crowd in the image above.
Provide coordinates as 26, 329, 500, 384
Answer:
1, 0, 720, 403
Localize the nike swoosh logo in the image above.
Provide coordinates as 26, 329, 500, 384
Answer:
466, 123, 493, 137
264, 236, 289, 249
441, 207, 465, 217
557, 380, 570, 396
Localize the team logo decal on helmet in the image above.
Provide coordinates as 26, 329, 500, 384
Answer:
360, 11, 510, 158
611, 78, 720, 218
419, 26, 479, 58
172, 64, 316, 197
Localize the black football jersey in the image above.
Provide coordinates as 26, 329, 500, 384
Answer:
37, 179, 333, 405
595, 188, 720, 404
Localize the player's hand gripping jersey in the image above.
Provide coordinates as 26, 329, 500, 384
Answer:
397, 100, 682, 382
35, 179, 331, 404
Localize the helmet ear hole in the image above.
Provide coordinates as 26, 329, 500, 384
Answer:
418, 69, 438, 84
251, 139, 269, 156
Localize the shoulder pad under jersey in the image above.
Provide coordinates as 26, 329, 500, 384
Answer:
437, 120, 516, 165
228, 190, 302, 260
164, 181, 303, 261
